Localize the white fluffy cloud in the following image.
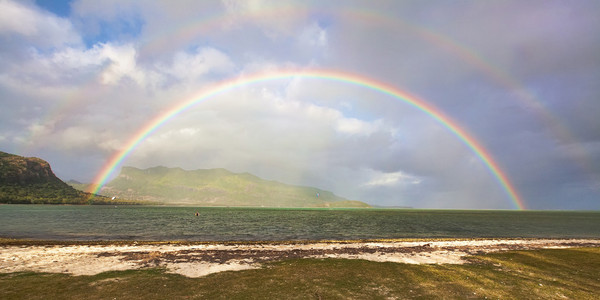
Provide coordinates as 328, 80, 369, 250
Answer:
0, 0, 81, 47
98, 43, 145, 85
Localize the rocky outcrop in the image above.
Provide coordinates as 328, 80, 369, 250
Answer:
0, 151, 110, 204
0, 152, 65, 185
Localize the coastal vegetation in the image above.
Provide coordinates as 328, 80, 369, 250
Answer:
1, 247, 598, 299
2, 150, 368, 207
0, 151, 136, 205
71, 166, 371, 208
0, 151, 89, 204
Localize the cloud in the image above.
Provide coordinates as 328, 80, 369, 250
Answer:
220, 0, 309, 37
157, 47, 235, 81
98, 43, 146, 85
363, 171, 422, 187
0, 42, 143, 90
1, 0, 599, 209
298, 22, 327, 48
335, 118, 380, 136
122, 81, 394, 178
0, 0, 81, 48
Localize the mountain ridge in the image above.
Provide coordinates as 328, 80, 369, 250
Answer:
0, 151, 118, 204
75, 166, 370, 208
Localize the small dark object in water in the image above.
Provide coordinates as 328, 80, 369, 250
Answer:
195, 212, 199, 216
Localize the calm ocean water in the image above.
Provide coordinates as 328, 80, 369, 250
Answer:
0, 205, 599, 241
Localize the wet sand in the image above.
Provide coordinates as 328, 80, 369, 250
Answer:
2, 239, 599, 278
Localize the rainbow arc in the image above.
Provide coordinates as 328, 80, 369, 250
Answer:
87, 68, 525, 210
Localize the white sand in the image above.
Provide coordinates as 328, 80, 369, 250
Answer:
1, 239, 598, 278
165, 261, 260, 277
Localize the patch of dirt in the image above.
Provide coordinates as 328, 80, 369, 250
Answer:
1, 239, 599, 278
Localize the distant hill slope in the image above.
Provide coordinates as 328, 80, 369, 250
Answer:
0, 151, 133, 205
80, 166, 370, 208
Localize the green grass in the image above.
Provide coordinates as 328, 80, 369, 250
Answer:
1, 248, 599, 299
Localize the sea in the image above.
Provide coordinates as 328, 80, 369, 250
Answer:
1, 205, 599, 241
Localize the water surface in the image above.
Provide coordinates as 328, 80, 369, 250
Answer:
1, 205, 598, 241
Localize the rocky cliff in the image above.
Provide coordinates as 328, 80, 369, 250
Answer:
0, 152, 65, 185
0, 151, 106, 204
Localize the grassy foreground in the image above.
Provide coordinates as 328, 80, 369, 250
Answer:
1, 248, 599, 299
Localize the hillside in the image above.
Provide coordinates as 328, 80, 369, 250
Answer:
0, 151, 131, 205
0, 151, 92, 204
83, 166, 370, 208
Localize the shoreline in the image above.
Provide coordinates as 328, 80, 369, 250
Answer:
4, 236, 588, 245
2, 238, 599, 278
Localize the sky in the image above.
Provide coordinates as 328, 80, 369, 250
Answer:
1, 0, 599, 210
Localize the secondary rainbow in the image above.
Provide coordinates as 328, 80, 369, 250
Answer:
138, 6, 592, 179
88, 68, 525, 210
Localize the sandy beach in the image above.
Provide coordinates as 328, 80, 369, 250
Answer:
2, 239, 599, 278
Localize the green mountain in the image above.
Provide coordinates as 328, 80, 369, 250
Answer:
0, 151, 139, 205
0, 151, 89, 204
86, 166, 370, 208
